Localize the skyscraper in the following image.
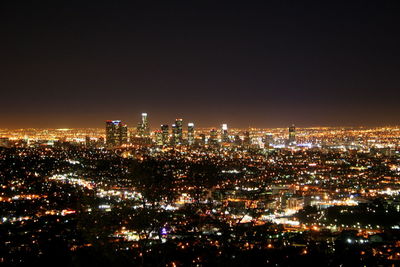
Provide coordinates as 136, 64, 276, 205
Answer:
187, 122, 195, 145
243, 131, 251, 147
209, 128, 218, 146
155, 130, 163, 146
171, 124, 177, 145
161, 124, 169, 146
288, 125, 296, 145
106, 120, 128, 147
221, 123, 229, 142
174, 119, 183, 145
137, 113, 150, 138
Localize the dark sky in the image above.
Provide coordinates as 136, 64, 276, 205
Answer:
1, 1, 400, 128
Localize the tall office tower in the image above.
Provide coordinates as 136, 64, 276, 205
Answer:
106, 120, 128, 147
106, 120, 118, 147
264, 133, 273, 147
187, 122, 195, 145
161, 124, 169, 145
120, 124, 128, 144
243, 131, 251, 146
171, 124, 177, 145
175, 118, 183, 144
221, 123, 229, 142
137, 112, 150, 138
209, 128, 218, 146
155, 130, 163, 146
288, 125, 296, 144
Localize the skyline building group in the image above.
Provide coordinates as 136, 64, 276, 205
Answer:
105, 113, 296, 148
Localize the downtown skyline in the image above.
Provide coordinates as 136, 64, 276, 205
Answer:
1, 114, 400, 130
1, 113, 399, 129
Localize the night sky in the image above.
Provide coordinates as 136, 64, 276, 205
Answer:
1, 2, 400, 128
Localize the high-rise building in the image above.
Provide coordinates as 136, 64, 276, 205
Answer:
121, 126, 128, 145
137, 113, 150, 138
171, 124, 177, 145
155, 130, 163, 146
221, 123, 229, 142
243, 131, 251, 146
161, 124, 169, 145
106, 120, 128, 147
209, 128, 218, 146
175, 119, 183, 144
187, 122, 195, 145
171, 119, 183, 145
288, 125, 296, 144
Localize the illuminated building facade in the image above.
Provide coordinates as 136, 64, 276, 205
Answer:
137, 113, 150, 138
173, 119, 183, 145
221, 123, 229, 142
105, 120, 128, 147
155, 130, 163, 146
209, 128, 218, 146
171, 124, 177, 145
161, 124, 169, 146
176, 119, 183, 144
187, 122, 195, 145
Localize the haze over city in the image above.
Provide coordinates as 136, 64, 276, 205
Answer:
1, 2, 400, 128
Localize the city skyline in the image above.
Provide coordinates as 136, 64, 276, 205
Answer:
2, 120, 400, 129
1, 2, 400, 128
1, 110, 400, 130
3, 119, 400, 130
3, 2, 400, 265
